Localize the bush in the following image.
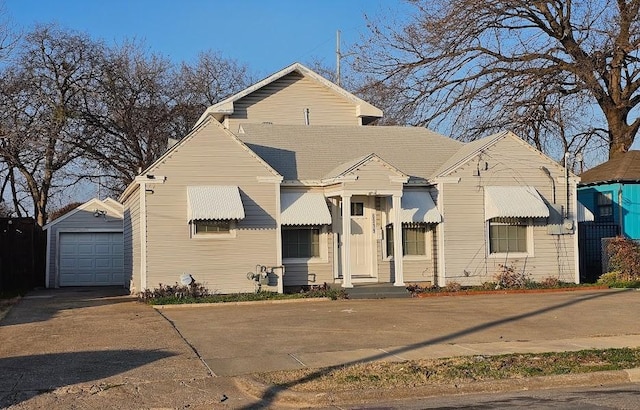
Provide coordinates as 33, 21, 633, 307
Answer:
539, 277, 561, 288
444, 281, 462, 292
139, 282, 212, 302
295, 283, 349, 300
597, 271, 640, 288
494, 264, 530, 289
606, 236, 640, 280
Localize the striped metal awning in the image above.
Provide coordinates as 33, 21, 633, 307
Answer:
281, 192, 331, 225
187, 186, 245, 221
400, 191, 442, 224
484, 186, 549, 220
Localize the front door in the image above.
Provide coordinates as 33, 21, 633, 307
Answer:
349, 196, 374, 277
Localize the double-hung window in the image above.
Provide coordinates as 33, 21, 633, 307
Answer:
488, 218, 528, 254
386, 224, 429, 257
596, 191, 613, 222
282, 226, 320, 259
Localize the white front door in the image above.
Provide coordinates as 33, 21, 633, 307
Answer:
349, 196, 373, 277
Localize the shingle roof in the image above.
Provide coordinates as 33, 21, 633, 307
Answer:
236, 124, 463, 182
579, 151, 640, 184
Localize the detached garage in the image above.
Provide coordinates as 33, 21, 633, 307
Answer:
44, 198, 124, 288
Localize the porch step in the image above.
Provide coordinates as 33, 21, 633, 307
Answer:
342, 283, 411, 299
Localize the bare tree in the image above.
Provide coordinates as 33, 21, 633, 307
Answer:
0, 25, 101, 225
172, 50, 253, 137
80, 47, 252, 194
354, 0, 640, 159
79, 41, 176, 193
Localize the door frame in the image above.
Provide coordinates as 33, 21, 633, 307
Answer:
334, 195, 378, 282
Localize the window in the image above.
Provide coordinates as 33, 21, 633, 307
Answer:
596, 191, 613, 222
351, 202, 364, 216
386, 224, 429, 257
282, 227, 320, 259
488, 219, 527, 254
194, 220, 230, 234
191, 220, 236, 238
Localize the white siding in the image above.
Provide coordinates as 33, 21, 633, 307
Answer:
441, 137, 576, 285
143, 122, 280, 294
123, 190, 140, 292
228, 72, 360, 129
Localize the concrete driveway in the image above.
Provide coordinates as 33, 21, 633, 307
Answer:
0, 288, 255, 409
2, 287, 640, 409
158, 289, 640, 377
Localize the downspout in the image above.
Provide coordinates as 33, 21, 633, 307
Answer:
275, 182, 283, 293
436, 182, 446, 287
139, 182, 147, 292
564, 153, 570, 218
572, 179, 580, 284
618, 184, 624, 236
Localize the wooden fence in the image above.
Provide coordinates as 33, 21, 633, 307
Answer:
0, 218, 46, 292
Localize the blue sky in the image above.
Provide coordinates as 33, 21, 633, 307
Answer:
5, 0, 405, 77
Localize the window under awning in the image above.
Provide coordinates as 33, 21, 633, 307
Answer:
400, 191, 442, 224
484, 186, 549, 221
187, 186, 245, 221
281, 192, 331, 225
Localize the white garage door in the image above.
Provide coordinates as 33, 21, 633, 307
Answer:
59, 232, 124, 286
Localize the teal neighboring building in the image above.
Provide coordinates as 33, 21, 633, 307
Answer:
578, 151, 640, 239
577, 151, 640, 282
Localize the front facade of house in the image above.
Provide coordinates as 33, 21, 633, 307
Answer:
120, 63, 579, 294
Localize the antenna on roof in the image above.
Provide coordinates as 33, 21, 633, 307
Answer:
336, 30, 341, 87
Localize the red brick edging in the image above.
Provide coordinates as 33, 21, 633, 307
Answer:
413, 286, 611, 298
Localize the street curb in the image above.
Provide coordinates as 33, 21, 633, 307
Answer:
152, 297, 332, 309
235, 369, 636, 407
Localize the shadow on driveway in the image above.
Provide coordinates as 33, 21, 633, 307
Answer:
1, 287, 133, 327
240, 290, 627, 409
0, 349, 176, 407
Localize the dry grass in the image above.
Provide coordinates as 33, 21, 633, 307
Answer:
256, 348, 640, 392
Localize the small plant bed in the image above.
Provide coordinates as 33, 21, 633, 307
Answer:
255, 347, 640, 393
406, 281, 606, 297
140, 282, 347, 305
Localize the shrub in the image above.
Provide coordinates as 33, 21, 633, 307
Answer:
139, 282, 212, 302
606, 236, 640, 280
597, 271, 640, 288
539, 277, 561, 288
298, 283, 348, 300
444, 281, 462, 292
494, 264, 530, 289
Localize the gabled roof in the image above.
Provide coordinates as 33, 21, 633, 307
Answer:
119, 117, 283, 203
194, 62, 383, 127
433, 132, 508, 177
580, 151, 640, 184
237, 123, 463, 182
322, 153, 407, 181
43, 198, 123, 230
433, 131, 570, 178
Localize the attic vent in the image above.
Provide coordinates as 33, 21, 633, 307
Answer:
237, 125, 245, 134
304, 108, 310, 125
